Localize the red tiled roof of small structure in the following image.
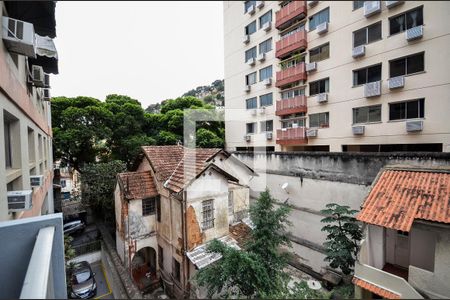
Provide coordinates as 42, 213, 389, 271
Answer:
352, 277, 400, 299
117, 171, 158, 200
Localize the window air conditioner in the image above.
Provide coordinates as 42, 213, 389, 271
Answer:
247, 57, 256, 66
263, 78, 272, 86
406, 25, 423, 41
244, 135, 252, 142
31, 65, 45, 87
257, 52, 265, 62
243, 35, 250, 44
364, 1, 381, 17
316, 22, 328, 34
352, 125, 365, 135
306, 62, 317, 72
256, 1, 264, 9
352, 45, 365, 58
247, 5, 256, 15
364, 81, 381, 97
262, 21, 272, 32
385, 1, 404, 9
266, 132, 273, 140
2, 16, 36, 57
388, 76, 405, 89
406, 120, 423, 132
306, 129, 318, 137
30, 175, 44, 187
7, 190, 33, 211
307, 1, 318, 7
245, 85, 251, 92
317, 93, 328, 103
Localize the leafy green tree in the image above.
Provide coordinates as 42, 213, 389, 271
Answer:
320, 203, 362, 275
196, 128, 223, 148
160, 96, 204, 114
157, 130, 181, 145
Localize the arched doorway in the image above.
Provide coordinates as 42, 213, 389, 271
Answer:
131, 247, 159, 292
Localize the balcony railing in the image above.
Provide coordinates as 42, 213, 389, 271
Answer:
276, 127, 307, 145
276, 63, 306, 87
276, 30, 307, 59
275, 1, 307, 30
276, 95, 307, 116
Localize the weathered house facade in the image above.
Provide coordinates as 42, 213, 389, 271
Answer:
114, 145, 254, 297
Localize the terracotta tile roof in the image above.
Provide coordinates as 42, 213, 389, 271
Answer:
352, 277, 400, 299
357, 168, 450, 232
117, 171, 158, 200
229, 222, 252, 247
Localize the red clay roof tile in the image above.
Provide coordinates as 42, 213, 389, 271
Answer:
352, 277, 400, 299
117, 171, 158, 200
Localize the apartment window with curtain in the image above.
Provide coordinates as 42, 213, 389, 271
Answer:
246, 72, 257, 85
246, 97, 257, 109
389, 6, 423, 35
259, 93, 273, 107
260, 120, 273, 132
309, 7, 329, 31
259, 65, 272, 81
244, 1, 256, 13
246, 122, 256, 134
281, 88, 305, 100
245, 46, 257, 62
309, 78, 329, 96
259, 38, 272, 54
389, 99, 424, 121
389, 52, 424, 78
202, 199, 215, 229
245, 21, 257, 35
353, 105, 382, 124
259, 10, 272, 29
309, 43, 329, 63
353, 22, 382, 48
353, 1, 364, 10
309, 112, 329, 128
353, 64, 382, 86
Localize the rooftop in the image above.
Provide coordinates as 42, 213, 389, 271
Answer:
117, 171, 158, 200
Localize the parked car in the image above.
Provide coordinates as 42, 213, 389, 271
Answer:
69, 261, 97, 299
63, 220, 86, 235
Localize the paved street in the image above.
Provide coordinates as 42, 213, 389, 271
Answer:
91, 262, 114, 299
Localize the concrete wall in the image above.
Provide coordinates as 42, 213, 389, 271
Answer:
69, 251, 101, 265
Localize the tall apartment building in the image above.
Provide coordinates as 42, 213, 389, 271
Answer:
0, 2, 58, 221
224, 1, 450, 152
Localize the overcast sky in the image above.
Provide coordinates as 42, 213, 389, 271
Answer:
51, 1, 224, 108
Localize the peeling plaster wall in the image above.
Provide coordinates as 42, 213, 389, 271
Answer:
229, 184, 250, 224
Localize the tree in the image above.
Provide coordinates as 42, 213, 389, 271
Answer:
320, 203, 362, 275
195, 189, 292, 298
196, 128, 223, 148
160, 96, 204, 114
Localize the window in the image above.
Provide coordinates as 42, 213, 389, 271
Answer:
246, 72, 257, 85
28, 128, 35, 163
259, 10, 272, 29
309, 43, 329, 63
156, 196, 161, 222
309, 78, 329, 96
259, 38, 272, 54
245, 47, 257, 62
281, 114, 306, 128
353, 1, 364, 10
259, 66, 272, 81
245, 21, 257, 35
260, 93, 273, 107
142, 197, 156, 216
202, 199, 215, 229
389, 99, 424, 120
281, 88, 305, 100
353, 22, 382, 47
4, 119, 12, 168
309, 8, 329, 31
244, 1, 256, 13
246, 97, 257, 109
353, 105, 382, 124
353, 64, 382, 85
158, 245, 164, 270
389, 6, 423, 35
280, 24, 305, 38
173, 258, 181, 282
280, 55, 304, 70
246, 122, 256, 134
309, 112, 329, 128
389, 52, 424, 78
260, 120, 273, 132
61, 179, 66, 188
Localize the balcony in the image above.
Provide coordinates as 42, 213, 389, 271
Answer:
276, 63, 306, 87
276, 95, 307, 116
276, 127, 307, 145
276, 30, 307, 59
275, 1, 307, 30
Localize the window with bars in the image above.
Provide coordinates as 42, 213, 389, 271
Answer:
309, 43, 329, 63
389, 99, 424, 121
389, 52, 424, 78
260, 120, 273, 132
202, 199, 215, 230
353, 105, 382, 124
259, 38, 272, 54
309, 78, 329, 96
309, 112, 329, 128
389, 6, 423, 35
142, 197, 156, 216
353, 22, 382, 48
245, 47, 257, 62
353, 64, 382, 86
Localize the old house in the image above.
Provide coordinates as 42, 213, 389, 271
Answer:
114, 145, 254, 297
353, 166, 450, 299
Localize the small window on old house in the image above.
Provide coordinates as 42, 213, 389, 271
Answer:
142, 197, 156, 216
202, 199, 215, 230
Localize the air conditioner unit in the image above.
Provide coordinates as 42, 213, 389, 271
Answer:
317, 93, 328, 103
266, 132, 273, 140
251, 109, 257, 116
263, 78, 272, 86
352, 45, 365, 58
30, 175, 44, 187
245, 85, 251, 92
2, 16, 36, 58
247, 57, 256, 66
259, 107, 266, 114
388, 76, 405, 89
364, 81, 381, 97
306, 129, 318, 137
44, 73, 50, 88
243, 35, 250, 44
257, 52, 265, 62
352, 125, 365, 135
385, 1, 404, 9
30, 65, 45, 87
244, 135, 252, 142
316, 22, 328, 34
292, 123, 298, 128
406, 120, 423, 132
247, 4, 256, 15
307, 1, 318, 7
306, 62, 317, 72
406, 25, 423, 42
262, 21, 272, 32
7, 190, 33, 211
256, 1, 264, 9
364, 1, 381, 17
43, 88, 51, 101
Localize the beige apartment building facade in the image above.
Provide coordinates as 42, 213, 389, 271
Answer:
0, 2, 58, 221
224, 1, 450, 152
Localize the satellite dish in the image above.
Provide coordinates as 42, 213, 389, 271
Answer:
281, 182, 289, 190
307, 280, 322, 290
